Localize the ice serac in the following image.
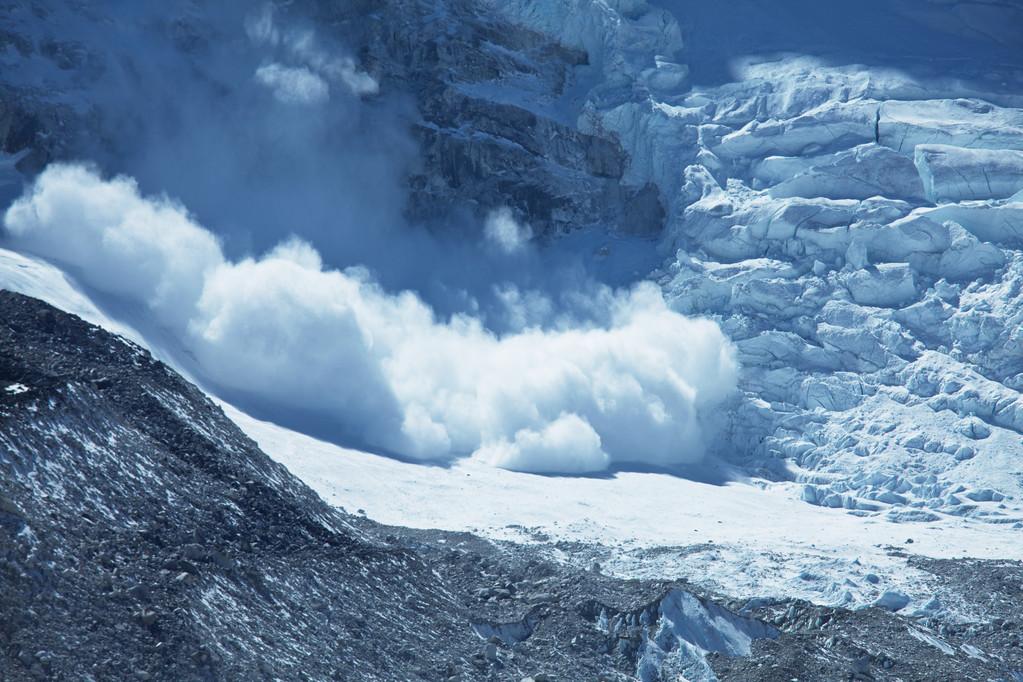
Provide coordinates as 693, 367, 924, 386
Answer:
484, 0, 1023, 523
914, 145, 1023, 203
595, 588, 778, 682
879, 99, 1023, 154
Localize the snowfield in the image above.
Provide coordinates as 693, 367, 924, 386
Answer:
229, 403, 1022, 619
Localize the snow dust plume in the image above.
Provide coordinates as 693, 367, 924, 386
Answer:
245, 3, 379, 98
254, 64, 330, 105
484, 208, 533, 255
4, 164, 738, 473
29, 0, 413, 282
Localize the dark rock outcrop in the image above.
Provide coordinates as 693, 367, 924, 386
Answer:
0, 289, 481, 679
0, 0, 666, 237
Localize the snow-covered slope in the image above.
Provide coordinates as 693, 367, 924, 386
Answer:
1, 0, 1022, 659
5, 257, 1023, 680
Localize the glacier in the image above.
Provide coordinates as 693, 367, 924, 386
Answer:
476, 0, 1023, 528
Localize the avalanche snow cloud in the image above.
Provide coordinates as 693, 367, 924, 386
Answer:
3, 164, 738, 473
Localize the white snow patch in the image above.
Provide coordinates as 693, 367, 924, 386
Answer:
245, 3, 378, 98
907, 626, 955, 656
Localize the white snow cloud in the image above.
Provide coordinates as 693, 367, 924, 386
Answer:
493, 284, 555, 332
474, 413, 610, 474
247, 4, 378, 100
323, 57, 380, 97
3, 165, 739, 473
2, 164, 223, 329
484, 207, 533, 254
255, 63, 330, 105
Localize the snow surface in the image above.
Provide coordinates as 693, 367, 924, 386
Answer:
229, 403, 1022, 617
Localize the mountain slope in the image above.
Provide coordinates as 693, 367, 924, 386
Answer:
2, 0, 1021, 515
0, 289, 479, 679
2, 288, 1022, 681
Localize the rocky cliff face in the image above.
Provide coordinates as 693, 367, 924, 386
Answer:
0, 0, 666, 237
355, 0, 661, 235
